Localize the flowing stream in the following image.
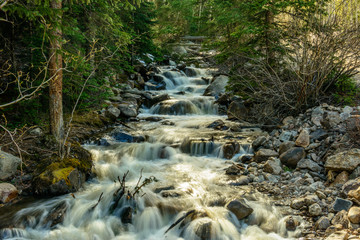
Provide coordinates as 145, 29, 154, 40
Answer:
1, 63, 301, 239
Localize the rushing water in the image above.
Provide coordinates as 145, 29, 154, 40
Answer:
1, 64, 302, 239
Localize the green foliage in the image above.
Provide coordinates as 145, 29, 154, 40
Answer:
333, 74, 359, 105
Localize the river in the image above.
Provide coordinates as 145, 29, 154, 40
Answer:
1, 60, 301, 239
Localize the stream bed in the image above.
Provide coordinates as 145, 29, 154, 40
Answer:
1, 63, 302, 239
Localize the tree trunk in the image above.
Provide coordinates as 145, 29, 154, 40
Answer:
265, 9, 274, 65
49, 0, 64, 143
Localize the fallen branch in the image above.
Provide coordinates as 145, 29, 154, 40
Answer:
165, 210, 196, 234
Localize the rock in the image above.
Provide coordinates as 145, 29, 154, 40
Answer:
310, 128, 328, 141
325, 111, 342, 128
177, 62, 186, 71
222, 142, 239, 159
0, 151, 21, 180
154, 186, 175, 193
0, 183, 18, 203
207, 119, 228, 130
282, 116, 295, 126
263, 158, 282, 175
332, 197, 353, 212
184, 67, 198, 77
309, 203, 322, 216
253, 149, 278, 163
280, 147, 306, 168
291, 197, 306, 210
348, 187, 360, 201
279, 131, 297, 142
305, 194, 320, 205
325, 149, 360, 172
342, 178, 360, 196
315, 216, 331, 230
121, 206, 133, 224
252, 136, 267, 150
343, 106, 353, 114
295, 129, 310, 147
348, 206, 360, 224
118, 103, 138, 118
225, 164, 243, 175
331, 210, 349, 228
311, 106, 324, 126
297, 159, 322, 172
226, 199, 253, 220
284, 216, 300, 231
203, 75, 229, 96
195, 220, 212, 240
44, 201, 68, 227
30, 127, 43, 136
325, 231, 349, 240
279, 141, 295, 155
349, 167, 360, 180
332, 171, 349, 186
227, 99, 248, 120
105, 106, 120, 120
230, 176, 250, 186
146, 94, 170, 108
172, 46, 187, 55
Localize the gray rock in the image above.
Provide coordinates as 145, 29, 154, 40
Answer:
349, 167, 360, 180
263, 158, 282, 175
172, 46, 187, 55
295, 129, 310, 147
297, 159, 322, 172
254, 149, 278, 163
0, 151, 21, 180
279, 141, 295, 155
280, 147, 306, 168
118, 103, 138, 118
309, 203, 322, 216
30, 127, 43, 136
290, 197, 306, 210
252, 136, 267, 150
343, 106, 353, 114
326, 111, 342, 128
279, 131, 297, 142
227, 99, 248, 121
311, 106, 324, 126
184, 67, 198, 77
204, 75, 229, 96
332, 197, 353, 212
230, 176, 250, 186
305, 194, 320, 205
226, 199, 253, 220
315, 216, 330, 230
0, 183, 18, 203
105, 106, 121, 120
325, 149, 360, 172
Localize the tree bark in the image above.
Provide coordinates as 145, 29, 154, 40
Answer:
49, 0, 64, 143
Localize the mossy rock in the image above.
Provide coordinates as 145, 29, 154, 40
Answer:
71, 111, 108, 127
33, 143, 92, 196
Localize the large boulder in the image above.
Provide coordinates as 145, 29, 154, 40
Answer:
226, 199, 253, 220
0, 151, 21, 180
203, 75, 229, 97
280, 147, 306, 168
227, 100, 248, 121
325, 149, 360, 172
0, 183, 18, 203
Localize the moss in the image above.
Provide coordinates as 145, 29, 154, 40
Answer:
52, 167, 75, 185
71, 111, 105, 127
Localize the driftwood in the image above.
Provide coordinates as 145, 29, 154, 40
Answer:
165, 210, 196, 234
90, 192, 104, 210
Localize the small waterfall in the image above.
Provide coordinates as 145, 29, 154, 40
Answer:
1, 59, 298, 240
